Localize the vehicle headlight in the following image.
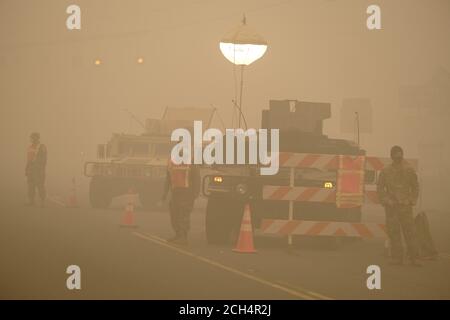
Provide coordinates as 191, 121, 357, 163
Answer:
324, 182, 334, 189
236, 183, 248, 195
213, 176, 223, 183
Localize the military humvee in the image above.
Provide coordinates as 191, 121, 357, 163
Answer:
84, 107, 215, 210
202, 100, 370, 244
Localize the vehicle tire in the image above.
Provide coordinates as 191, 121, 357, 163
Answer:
346, 207, 362, 223
205, 197, 243, 245
89, 177, 112, 209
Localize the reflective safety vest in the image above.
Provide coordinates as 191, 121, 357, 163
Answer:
27, 144, 41, 163
168, 160, 191, 189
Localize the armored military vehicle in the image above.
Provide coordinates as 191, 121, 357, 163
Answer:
202, 100, 371, 244
84, 107, 215, 210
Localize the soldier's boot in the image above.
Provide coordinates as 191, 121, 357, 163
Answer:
167, 234, 180, 243
172, 232, 188, 246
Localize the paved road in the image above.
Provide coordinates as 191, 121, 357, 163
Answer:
1, 186, 449, 300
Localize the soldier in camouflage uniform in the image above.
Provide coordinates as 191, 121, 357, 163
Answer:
25, 132, 47, 207
377, 145, 420, 266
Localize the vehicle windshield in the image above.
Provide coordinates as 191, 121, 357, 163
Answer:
118, 142, 150, 156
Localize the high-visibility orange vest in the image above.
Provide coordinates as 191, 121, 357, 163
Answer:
168, 160, 191, 189
27, 144, 41, 163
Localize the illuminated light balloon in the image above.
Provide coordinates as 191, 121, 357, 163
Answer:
219, 20, 268, 66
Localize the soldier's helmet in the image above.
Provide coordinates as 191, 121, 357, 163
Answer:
30, 132, 40, 141
390, 145, 403, 158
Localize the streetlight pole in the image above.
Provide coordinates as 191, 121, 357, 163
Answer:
355, 111, 360, 146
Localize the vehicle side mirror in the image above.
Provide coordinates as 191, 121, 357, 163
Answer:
97, 144, 106, 159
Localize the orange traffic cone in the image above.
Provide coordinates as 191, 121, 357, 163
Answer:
66, 177, 79, 208
233, 204, 257, 253
120, 188, 137, 228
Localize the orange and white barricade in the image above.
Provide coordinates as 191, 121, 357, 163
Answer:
278, 153, 338, 170
261, 152, 418, 240
265, 152, 419, 207
260, 219, 387, 238
278, 152, 418, 172
263, 186, 335, 203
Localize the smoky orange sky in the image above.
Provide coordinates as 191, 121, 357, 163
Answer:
1, 0, 449, 208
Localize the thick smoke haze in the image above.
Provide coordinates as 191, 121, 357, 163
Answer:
1, 0, 450, 302
1, 0, 449, 208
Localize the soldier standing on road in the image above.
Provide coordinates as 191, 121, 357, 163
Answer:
161, 158, 200, 245
25, 132, 47, 207
377, 145, 420, 266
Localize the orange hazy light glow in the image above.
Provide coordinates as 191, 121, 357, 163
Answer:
213, 176, 223, 183
324, 182, 334, 189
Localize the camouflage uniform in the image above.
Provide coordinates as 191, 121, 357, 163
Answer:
163, 165, 200, 240
377, 162, 419, 261
26, 143, 47, 205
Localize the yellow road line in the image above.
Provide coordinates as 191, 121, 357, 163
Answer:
133, 231, 330, 300
276, 280, 333, 300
